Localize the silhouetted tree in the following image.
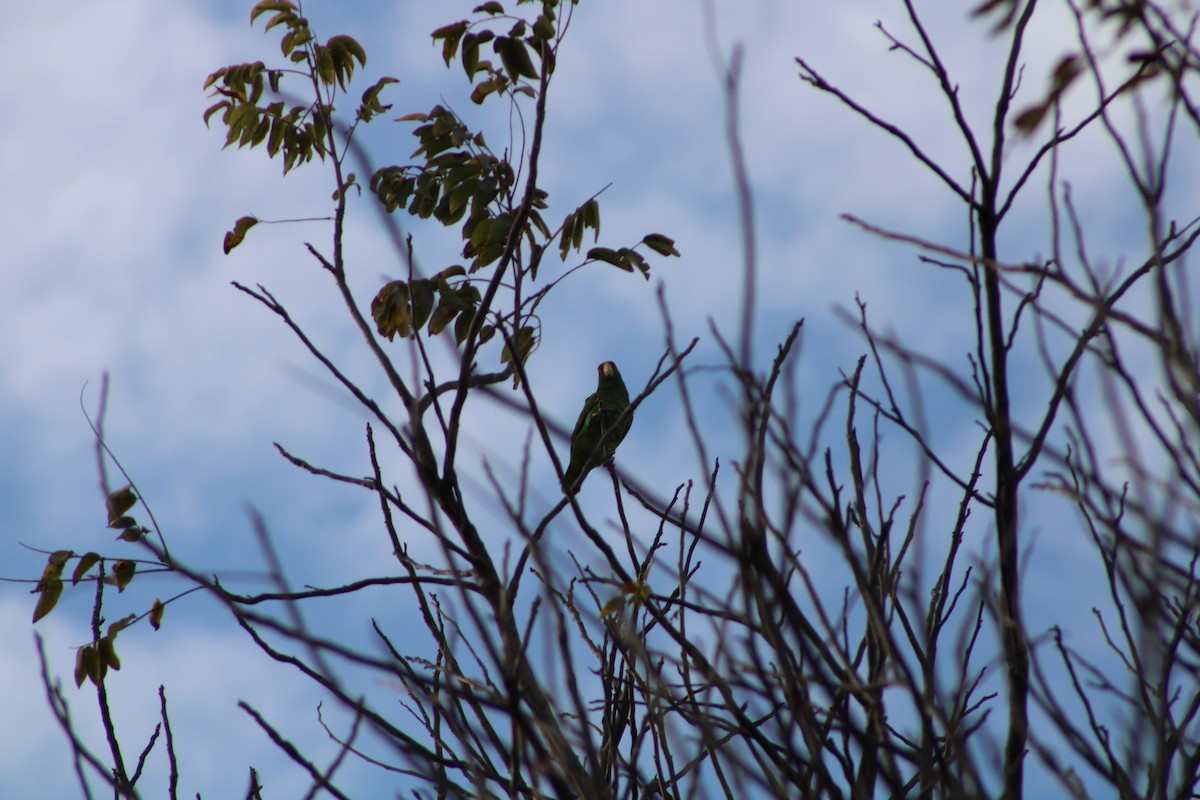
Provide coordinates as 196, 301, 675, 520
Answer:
23, 1, 1200, 798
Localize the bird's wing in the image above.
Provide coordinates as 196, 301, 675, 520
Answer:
571, 391, 599, 442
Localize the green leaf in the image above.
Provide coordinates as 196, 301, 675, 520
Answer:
331, 34, 367, 67
532, 12, 556, 41
582, 198, 601, 239
250, 0, 298, 25
118, 527, 147, 543
357, 76, 398, 122
411, 280, 436, 330
587, 246, 625, 269
322, 35, 367, 89
370, 166, 416, 213
427, 300, 457, 336
263, 10, 296, 33
559, 212, 577, 260
432, 21, 469, 67
500, 325, 537, 369
642, 232, 680, 257
620, 247, 651, 279
527, 242, 545, 280
462, 32, 483, 78
587, 246, 650, 278
280, 26, 313, 59
267, 115, 287, 156
494, 37, 538, 82
454, 308, 476, 345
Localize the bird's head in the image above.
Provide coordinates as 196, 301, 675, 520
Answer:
598, 361, 619, 379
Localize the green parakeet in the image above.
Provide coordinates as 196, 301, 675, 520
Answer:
562, 361, 632, 494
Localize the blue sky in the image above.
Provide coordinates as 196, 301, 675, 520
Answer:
3, 0, 1195, 797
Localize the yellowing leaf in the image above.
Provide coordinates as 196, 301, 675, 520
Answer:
99, 635, 121, 672
72, 552, 101, 585
500, 326, 536, 367
500, 326, 537, 386
623, 580, 652, 606
1013, 104, 1047, 135
74, 645, 95, 688
150, 598, 165, 631
117, 527, 146, 543
107, 485, 137, 525
32, 552, 71, 623
600, 595, 625, 618
108, 613, 137, 639
32, 578, 63, 624
250, 0, 298, 25
371, 280, 412, 340
223, 215, 259, 254
111, 560, 136, 592
427, 300, 457, 336
431, 21, 469, 67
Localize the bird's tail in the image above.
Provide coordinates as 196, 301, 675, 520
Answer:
561, 464, 581, 495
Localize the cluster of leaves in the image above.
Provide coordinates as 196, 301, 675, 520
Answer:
977, 0, 1167, 136
432, 0, 563, 104
554, 198, 683, 279
203, 1, 392, 176
201, 0, 679, 380
31, 485, 164, 688
74, 612, 137, 689
369, 105, 530, 272
364, 2, 679, 372
372, 265, 490, 346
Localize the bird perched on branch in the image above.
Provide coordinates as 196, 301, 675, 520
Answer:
562, 361, 632, 494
